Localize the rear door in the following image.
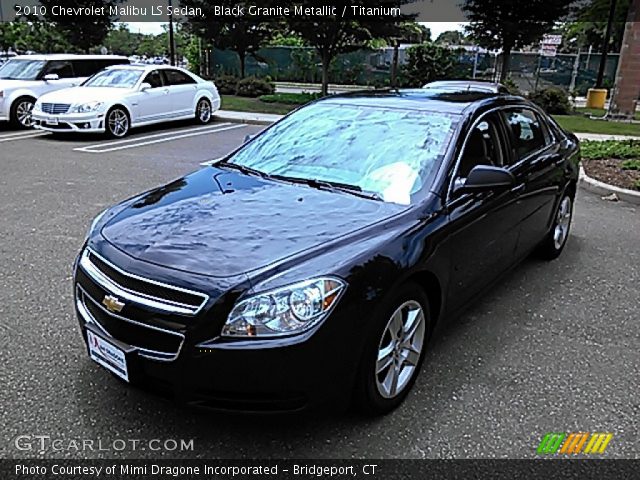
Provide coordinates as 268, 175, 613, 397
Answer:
137, 69, 171, 123
161, 69, 198, 117
501, 108, 563, 257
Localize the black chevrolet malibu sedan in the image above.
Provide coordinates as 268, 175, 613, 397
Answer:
75, 82, 580, 414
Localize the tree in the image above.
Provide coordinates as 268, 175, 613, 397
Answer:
401, 42, 458, 86
40, 0, 121, 53
464, 0, 573, 82
561, 0, 630, 53
182, 0, 272, 78
287, 2, 415, 95
436, 30, 469, 46
0, 20, 71, 53
104, 24, 143, 56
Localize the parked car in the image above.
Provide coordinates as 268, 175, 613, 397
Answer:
33, 64, 220, 137
74, 83, 580, 414
0, 54, 129, 128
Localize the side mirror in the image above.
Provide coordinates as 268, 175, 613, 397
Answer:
456, 165, 515, 194
243, 134, 255, 143
140, 82, 152, 92
43, 73, 59, 81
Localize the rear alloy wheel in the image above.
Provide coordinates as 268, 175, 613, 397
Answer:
11, 97, 35, 129
354, 283, 430, 415
538, 193, 573, 260
106, 107, 129, 138
195, 98, 212, 124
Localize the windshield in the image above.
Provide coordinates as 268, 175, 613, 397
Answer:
83, 69, 142, 88
225, 103, 458, 205
0, 59, 46, 80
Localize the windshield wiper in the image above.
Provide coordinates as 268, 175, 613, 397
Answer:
216, 160, 269, 178
268, 174, 383, 201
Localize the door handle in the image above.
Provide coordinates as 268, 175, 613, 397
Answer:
163, 89, 170, 94
511, 184, 525, 195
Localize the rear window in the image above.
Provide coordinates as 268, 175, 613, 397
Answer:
163, 69, 196, 85
504, 109, 548, 160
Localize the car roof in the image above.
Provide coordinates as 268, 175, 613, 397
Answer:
319, 87, 526, 116
423, 80, 510, 94
105, 64, 184, 72
12, 54, 129, 61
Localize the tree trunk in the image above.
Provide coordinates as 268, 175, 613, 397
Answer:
239, 51, 246, 79
321, 50, 330, 96
499, 46, 512, 83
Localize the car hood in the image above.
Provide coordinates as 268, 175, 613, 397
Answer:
100, 167, 407, 278
38, 86, 130, 104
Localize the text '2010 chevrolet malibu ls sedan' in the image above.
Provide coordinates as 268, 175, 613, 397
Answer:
74, 84, 580, 414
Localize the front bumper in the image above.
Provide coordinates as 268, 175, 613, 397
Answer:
73, 246, 361, 413
32, 110, 106, 133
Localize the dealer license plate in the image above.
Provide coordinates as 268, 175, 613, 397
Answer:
87, 330, 129, 382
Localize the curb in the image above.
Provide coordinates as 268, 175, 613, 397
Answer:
214, 111, 282, 126
579, 165, 640, 205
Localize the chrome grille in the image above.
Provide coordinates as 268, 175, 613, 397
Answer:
79, 249, 208, 316
41, 103, 70, 114
75, 248, 209, 362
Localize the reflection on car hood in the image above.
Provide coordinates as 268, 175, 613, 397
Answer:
100, 167, 407, 277
38, 86, 131, 104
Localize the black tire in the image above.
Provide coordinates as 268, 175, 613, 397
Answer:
195, 97, 212, 124
537, 190, 574, 260
353, 282, 431, 415
10, 96, 36, 129
105, 107, 130, 138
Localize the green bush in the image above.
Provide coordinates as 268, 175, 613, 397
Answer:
216, 75, 239, 95
581, 140, 640, 160
235, 76, 276, 97
258, 92, 322, 105
634, 179, 640, 191
527, 87, 573, 115
400, 42, 458, 87
621, 159, 640, 170
502, 77, 522, 96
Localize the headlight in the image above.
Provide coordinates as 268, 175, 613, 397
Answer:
86, 209, 107, 239
72, 101, 103, 113
222, 277, 346, 337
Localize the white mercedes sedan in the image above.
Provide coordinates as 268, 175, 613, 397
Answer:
32, 64, 220, 137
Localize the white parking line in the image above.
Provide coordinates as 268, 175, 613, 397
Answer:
0, 131, 48, 142
73, 123, 246, 153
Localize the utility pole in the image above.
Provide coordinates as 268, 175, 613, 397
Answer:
596, 0, 617, 88
168, 0, 176, 66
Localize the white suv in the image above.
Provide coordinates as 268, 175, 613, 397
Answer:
0, 54, 129, 128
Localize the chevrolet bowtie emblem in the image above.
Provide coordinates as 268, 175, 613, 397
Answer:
102, 295, 125, 313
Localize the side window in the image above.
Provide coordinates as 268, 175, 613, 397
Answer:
504, 109, 547, 160
457, 115, 505, 180
163, 69, 196, 85
71, 60, 98, 77
43, 60, 74, 78
143, 70, 164, 88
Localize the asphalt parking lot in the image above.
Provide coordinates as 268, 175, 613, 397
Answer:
0, 119, 638, 459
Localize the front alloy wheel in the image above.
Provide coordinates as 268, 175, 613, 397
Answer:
12, 98, 35, 128
195, 98, 212, 124
354, 283, 430, 415
106, 108, 129, 138
376, 300, 426, 399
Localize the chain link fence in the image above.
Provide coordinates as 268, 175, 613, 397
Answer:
207, 47, 620, 95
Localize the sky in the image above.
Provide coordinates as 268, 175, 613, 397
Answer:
125, 22, 466, 38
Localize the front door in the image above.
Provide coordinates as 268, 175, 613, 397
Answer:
445, 113, 521, 308
136, 69, 171, 123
